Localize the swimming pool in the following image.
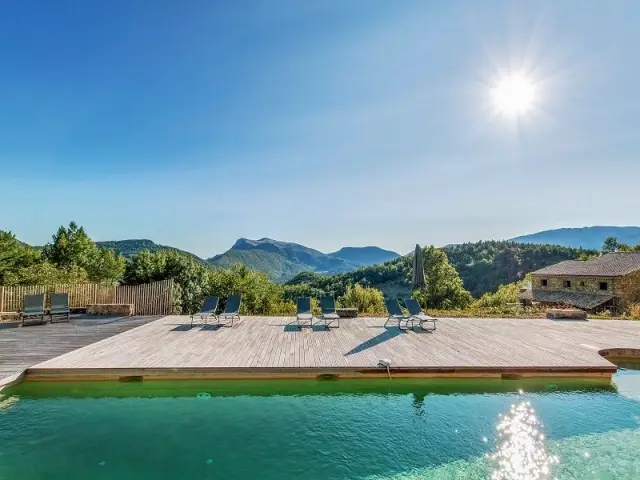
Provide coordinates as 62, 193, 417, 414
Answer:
1, 374, 640, 479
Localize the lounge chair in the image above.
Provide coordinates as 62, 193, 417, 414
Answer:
296, 297, 314, 327
404, 298, 437, 331
384, 299, 411, 330
50, 293, 71, 323
319, 296, 340, 328
190, 296, 219, 328
218, 295, 242, 327
21, 294, 46, 326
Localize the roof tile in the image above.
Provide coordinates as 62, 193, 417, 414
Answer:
531, 253, 640, 277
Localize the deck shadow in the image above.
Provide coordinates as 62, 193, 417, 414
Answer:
284, 323, 311, 332
170, 324, 193, 332
409, 327, 436, 334
0, 322, 20, 330
344, 327, 404, 356
19, 321, 47, 328
71, 316, 128, 327
200, 324, 223, 332
312, 324, 332, 332
550, 318, 589, 322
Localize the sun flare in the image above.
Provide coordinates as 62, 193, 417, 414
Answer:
491, 74, 537, 116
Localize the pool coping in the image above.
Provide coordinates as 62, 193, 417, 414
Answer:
0, 371, 25, 393
20, 365, 616, 383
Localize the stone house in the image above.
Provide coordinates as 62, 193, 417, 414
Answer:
519, 253, 640, 313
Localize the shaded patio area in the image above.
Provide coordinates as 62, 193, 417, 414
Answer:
0, 315, 160, 380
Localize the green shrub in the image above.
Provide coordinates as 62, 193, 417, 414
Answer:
338, 284, 385, 314
473, 282, 521, 308
124, 250, 209, 314
206, 264, 289, 316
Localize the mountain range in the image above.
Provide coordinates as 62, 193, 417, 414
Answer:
206, 238, 400, 282
510, 226, 640, 250
22, 235, 400, 281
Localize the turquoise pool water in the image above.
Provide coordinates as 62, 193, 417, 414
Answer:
2, 374, 640, 479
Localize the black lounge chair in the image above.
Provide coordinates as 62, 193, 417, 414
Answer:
219, 295, 242, 327
384, 299, 410, 330
319, 296, 340, 328
190, 296, 219, 328
49, 293, 70, 323
296, 297, 313, 327
404, 298, 437, 331
21, 294, 46, 326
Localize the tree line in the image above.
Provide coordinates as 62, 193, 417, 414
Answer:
601, 236, 640, 253
0, 223, 124, 286
1, 223, 610, 315
0, 223, 390, 315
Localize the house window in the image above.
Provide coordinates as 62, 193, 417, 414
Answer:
580, 281, 585, 287
541, 279, 548, 287
564, 280, 572, 288
599, 282, 608, 291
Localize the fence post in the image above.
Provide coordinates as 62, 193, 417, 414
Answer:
168, 280, 173, 315
0, 286, 4, 313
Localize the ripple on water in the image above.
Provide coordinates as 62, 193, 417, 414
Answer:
365, 427, 640, 480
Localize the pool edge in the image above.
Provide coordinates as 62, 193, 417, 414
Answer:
20, 366, 615, 383
0, 371, 25, 393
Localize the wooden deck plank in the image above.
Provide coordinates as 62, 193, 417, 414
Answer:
0, 316, 160, 379
11, 315, 640, 379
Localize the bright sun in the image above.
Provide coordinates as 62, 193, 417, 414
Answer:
491, 74, 537, 116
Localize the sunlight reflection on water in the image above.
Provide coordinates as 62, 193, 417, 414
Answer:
490, 401, 559, 480
0, 395, 19, 412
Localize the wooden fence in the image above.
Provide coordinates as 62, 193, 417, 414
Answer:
115, 280, 174, 315
0, 280, 174, 316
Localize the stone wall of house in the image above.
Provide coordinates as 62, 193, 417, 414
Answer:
530, 274, 618, 295
530, 271, 640, 313
616, 270, 640, 311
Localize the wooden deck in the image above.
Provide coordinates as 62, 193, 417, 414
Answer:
0, 316, 160, 382
20, 315, 640, 381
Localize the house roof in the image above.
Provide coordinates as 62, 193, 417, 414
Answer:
519, 289, 614, 310
531, 253, 640, 277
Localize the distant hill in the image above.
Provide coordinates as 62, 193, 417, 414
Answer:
97, 239, 205, 262
207, 238, 396, 282
329, 246, 399, 266
207, 248, 312, 281
511, 226, 640, 250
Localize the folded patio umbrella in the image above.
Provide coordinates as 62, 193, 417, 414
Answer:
412, 244, 426, 289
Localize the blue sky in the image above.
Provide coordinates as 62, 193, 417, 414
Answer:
1, 0, 639, 257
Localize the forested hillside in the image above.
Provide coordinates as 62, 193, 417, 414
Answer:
285, 246, 473, 309
207, 248, 311, 281
444, 241, 595, 297
285, 256, 412, 300
287, 240, 594, 299
97, 239, 205, 262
